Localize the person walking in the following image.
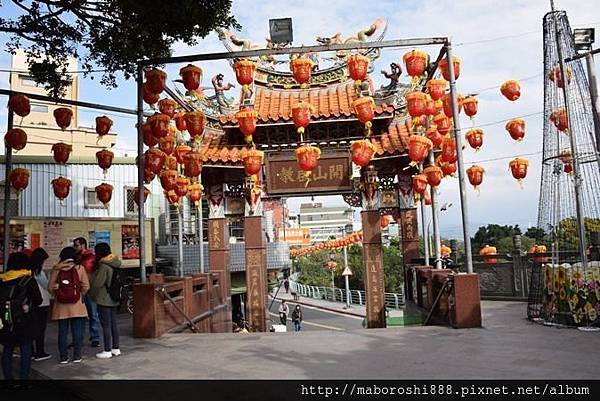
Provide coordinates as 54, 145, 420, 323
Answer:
30, 248, 52, 362
278, 300, 289, 326
0, 252, 42, 381
291, 305, 303, 332
283, 279, 290, 294
89, 243, 122, 359
73, 237, 100, 348
48, 247, 89, 364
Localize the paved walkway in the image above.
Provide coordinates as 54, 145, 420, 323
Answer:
20, 300, 600, 380
271, 285, 366, 318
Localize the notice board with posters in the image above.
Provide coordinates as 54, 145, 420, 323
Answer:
0, 217, 154, 269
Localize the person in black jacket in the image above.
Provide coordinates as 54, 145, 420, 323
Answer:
0, 252, 42, 381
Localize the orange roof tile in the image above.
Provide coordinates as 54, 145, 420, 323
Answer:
219, 81, 397, 125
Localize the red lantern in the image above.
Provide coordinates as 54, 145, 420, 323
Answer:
184, 150, 203, 180
51, 142, 72, 165
291, 102, 312, 135
403, 50, 428, 78
426, 79, 447, 101
53, 107, 73, 130
95, 116, 113, 139
479, 245, 498, 264
412, 174, 428, 199
179, 64, 203, 91
529, 244, 549, 264
95, 183, 114, 206
145, 148, 166, 174
96, 149, 114, 175
5, 128, 27, 151
549, 66, 572, 89
165, 190, 180, 207
462, 96, 478, 118
142, 122, 158, 147
158, 136, 175, 156
295, 145, 321, 172
351, 139, 376, 167
560, 149, 573, 174
236, 109, 259, 143
145, 69, 167, 95
133, 187, 150, 207
174, 144, 192, 165
174, 176, 189, 197
233, 60, 257, 87
442, 93, 463, 117
505, 118, 526, 141
144, 168, 156, 184
184, 111, 205, 139
426, 127, 443, 148
466, 165, 485, 190
550, 109, 568, 132
423, 165, 443, 187
347, 54, 370, 83
188, 183, 203, 207
438, 158, 457, 177
159, 169, 178, 192
174, 112, 187, 132
8, 168, 29, 192
9, 94, 31, 117
242, 148, 264, 176
500, 80, 521, 101
509, 158, 529, 183
438, 56, 461, 81
51, 177, 71, 201
440, 135, 457, 163
405, 91, 428, 117
290, 57, 313, 85
148, 113, 171, 138
424, 96, 437, 116
164, 155, 177, 171
143, 83, 159, 105
158, 98, 178, 118
353, 96, 375, 135
465, 128, 484, 151
433, 113, 452, 135
408, 135, 433, 165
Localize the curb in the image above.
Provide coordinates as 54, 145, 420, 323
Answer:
271, 295, 365, 318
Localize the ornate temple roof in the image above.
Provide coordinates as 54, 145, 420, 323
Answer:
199, 117, 410, 166
219, 80, 397, 126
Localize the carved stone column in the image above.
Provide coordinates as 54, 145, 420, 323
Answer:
362, 210, 386, 328
396, 171, 420, 264
244, 175, 268, 332
207, 182, 231, 332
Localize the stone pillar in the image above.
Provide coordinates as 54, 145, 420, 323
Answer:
399, 208, 420, 265
207, 181, 231, 332
244, 215, 268, 332
362, 210, 386, 328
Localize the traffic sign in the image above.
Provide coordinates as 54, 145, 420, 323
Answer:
342, 266, 353, 276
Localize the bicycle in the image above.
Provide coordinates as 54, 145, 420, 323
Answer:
120, 276, 135, 315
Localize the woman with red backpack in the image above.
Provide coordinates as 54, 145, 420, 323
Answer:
48, 247, 89, 364
0, 252, 42, 381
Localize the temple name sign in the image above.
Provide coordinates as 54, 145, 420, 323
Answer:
265, 151, 352, 196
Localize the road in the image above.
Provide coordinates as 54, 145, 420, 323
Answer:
268, 299, 363, 332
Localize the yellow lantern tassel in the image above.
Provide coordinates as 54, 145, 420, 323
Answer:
364, 121, 372, 137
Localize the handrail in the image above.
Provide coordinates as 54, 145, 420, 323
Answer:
155, 285, 201, 333
289, 279, 404, 309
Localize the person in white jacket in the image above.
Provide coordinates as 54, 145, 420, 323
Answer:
30, 248, 52, 362
278, 300, 289, 326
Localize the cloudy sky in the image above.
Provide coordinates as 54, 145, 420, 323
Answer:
1, 0, 599, 238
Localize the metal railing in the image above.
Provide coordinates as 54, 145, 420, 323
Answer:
289, 280, 404, 310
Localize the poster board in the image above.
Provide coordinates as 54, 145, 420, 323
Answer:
0, 217, 154, 269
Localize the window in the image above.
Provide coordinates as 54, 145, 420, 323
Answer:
20, 75, 38, 87
124, 187, 138, 216
84, 187, 104, 209
0, 183, 19, 217
30, 103, 48, 113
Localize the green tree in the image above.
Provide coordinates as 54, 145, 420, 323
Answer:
471, 224, 522, 252
525, 227, 546, 242
1, 0, 239, 96
554, 217, 600, 250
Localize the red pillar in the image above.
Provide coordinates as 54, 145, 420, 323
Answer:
362, 210, 386, 328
